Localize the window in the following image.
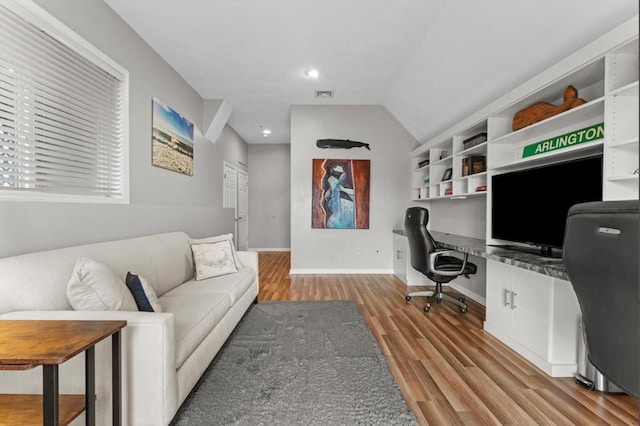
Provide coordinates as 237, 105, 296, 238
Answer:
0, 1, 128, 203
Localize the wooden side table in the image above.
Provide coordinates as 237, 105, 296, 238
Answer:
0, 320, 127, 426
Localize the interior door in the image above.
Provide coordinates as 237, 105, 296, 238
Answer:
237, 169, 248, 250
223, 162, 238, 243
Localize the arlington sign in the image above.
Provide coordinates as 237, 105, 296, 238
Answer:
522, 123, 604, 158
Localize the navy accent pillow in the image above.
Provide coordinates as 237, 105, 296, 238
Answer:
125, 272, 156, 312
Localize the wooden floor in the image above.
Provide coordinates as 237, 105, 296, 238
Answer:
257, 251, 639, 425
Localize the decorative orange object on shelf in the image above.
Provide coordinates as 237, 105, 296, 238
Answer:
512, 85, 587, 131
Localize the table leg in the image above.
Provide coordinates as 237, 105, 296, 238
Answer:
112, 330, 121, 426
86, 346, 95, 426
43, 364, 59, 426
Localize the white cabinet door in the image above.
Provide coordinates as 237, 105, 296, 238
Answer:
485, 260, 578, 376
511, 267, 552, 359
393, 234, 407, 283
485, 260, 513, 338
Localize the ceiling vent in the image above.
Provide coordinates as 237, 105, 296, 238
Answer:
315, 90, 334, 98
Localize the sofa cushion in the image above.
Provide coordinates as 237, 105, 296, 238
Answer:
160, 291, 230, 369
166, 267, 256, 308
125, 272, 163, 312
191, 240, 238, 280
67, 256, 138, 311
189, 234, 243, 269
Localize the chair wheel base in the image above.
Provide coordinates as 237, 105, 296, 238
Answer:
459, 307, 467, 314
405, 295, 412, 301
423, 304, 431, 313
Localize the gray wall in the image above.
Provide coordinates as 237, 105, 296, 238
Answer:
427, 197, 486, 238
247, 144, 291, 250
0, 0, 247, 257
290, 105, 417, 272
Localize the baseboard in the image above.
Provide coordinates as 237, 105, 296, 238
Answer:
405, 276, 430, 286
249, 248, 291, 251
484, 323, 577, 378
448, 282, 486, 306
289, 269, 394, 275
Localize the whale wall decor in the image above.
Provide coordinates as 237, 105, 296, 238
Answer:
316, 139, 370, 150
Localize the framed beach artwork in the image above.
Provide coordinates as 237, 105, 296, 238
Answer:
312, 159, 370, 229
152, 97, 194, 175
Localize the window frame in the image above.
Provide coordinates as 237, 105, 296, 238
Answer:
0, 0, 129, 204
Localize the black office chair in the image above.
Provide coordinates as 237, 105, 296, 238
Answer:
404, 207, 477, 313
563, 200, 639, 398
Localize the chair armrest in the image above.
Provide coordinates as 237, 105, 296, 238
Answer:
428, 250, 468, 276
237, 251, 259, 287
237, 250, 257, 270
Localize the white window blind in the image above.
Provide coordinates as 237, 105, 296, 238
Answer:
0, 2, 128, 202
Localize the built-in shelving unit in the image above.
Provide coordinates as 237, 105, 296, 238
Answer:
411, 18, 638, 205
406, 15, 638, 378
412, 121, 488, 200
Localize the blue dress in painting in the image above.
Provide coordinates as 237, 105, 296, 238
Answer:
323, 163, 355, 229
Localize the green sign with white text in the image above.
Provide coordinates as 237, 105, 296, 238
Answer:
522, 123, 604, 158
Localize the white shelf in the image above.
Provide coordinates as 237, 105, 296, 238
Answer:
430, 156, 453, 167
490, 97, 604, 146
458, 171, 487, 179
491, 140, 604, 172
607, 174, 639, 181
609, 80, 638, 97
609, 136, 639, 148
458, 141, 488, 156
427, 191, 487, 201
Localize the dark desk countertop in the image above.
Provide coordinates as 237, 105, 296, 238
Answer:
393, 229, 568, 281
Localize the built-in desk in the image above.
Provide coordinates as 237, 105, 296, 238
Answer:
393, 229, 568, 280
392, 229, 581, 378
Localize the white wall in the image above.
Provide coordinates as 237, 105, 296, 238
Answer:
248, 144, 291, 250
0, 0, 247, 257
290, 105, 417, 272
427, 197, 486, 239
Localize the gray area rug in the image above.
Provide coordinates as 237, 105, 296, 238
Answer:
170, 300, 417, 425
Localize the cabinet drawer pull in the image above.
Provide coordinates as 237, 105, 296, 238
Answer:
503, 289, 511, 307
510, 292, 517, 310
396, 250, 403, 259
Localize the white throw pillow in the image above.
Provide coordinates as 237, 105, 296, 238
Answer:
189, 233, 243, 268
67, 256, 138, 311
191, 240, 239, 280
125, 272, 163, 312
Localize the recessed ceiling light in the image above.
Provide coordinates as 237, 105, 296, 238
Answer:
305, 69, 319, 79
262, 128, 271, 137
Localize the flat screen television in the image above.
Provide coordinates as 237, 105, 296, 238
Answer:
491, 154, 603, 256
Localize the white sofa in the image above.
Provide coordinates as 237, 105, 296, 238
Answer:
0, 231, 259, 426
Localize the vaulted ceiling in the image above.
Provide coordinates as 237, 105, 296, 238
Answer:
104, 0, 638, 145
